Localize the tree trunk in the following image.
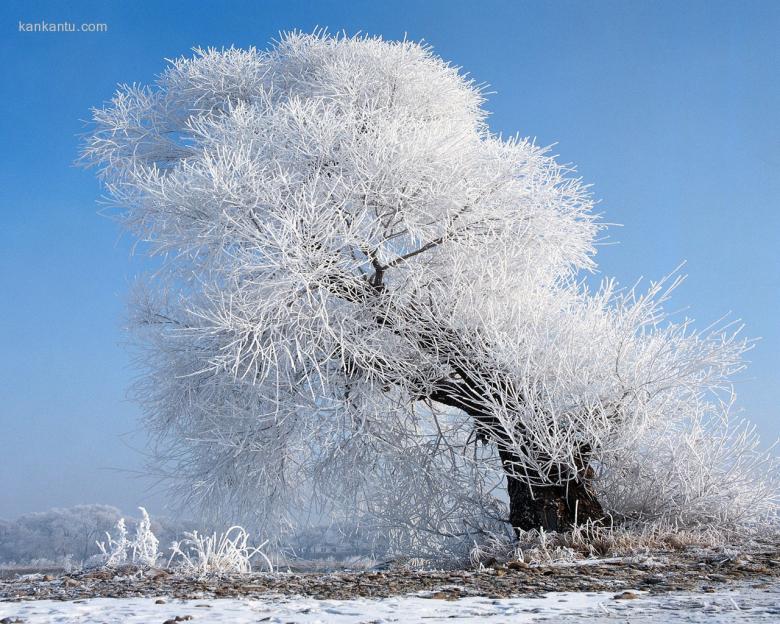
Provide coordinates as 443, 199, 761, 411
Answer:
325, 275, 606, 535
499, 449, 604, 534
427, 378, 607, 534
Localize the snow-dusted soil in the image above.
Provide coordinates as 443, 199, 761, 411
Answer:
2, 584, 779, 623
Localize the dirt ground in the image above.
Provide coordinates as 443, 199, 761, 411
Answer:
2, 545, 778, 603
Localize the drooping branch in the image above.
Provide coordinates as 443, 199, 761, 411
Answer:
313, 261, 604, 529
82, 34, 773, 552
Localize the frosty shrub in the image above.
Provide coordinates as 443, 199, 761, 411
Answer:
81, 31, 778, 556
95, 508, 159, 567
94, 509, 269, 573
95, 518, 129, 567
168, 526, 273, 573
130, 507, 160, 566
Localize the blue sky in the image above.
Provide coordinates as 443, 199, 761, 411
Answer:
1, 0, 777, 519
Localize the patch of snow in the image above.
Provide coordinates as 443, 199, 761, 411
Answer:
0, 592, 612, 623
1, 584, 778, 623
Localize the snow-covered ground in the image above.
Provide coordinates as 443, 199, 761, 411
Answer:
2, 584, 779, 623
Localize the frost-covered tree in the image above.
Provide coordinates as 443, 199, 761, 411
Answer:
0, 506, 195, 565
1, 505, 123, 563
82, 33, 777, 547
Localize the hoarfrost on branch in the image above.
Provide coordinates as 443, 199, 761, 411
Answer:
82, 32, 778, 559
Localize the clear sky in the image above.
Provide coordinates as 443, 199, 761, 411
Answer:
1, 0, 777, 519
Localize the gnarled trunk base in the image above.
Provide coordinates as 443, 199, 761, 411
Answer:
508, 477, 604, 531
504, 464, 604, 534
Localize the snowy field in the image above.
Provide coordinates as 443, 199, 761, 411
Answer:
2, 584, 779, 623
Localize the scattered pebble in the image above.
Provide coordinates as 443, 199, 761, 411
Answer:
1, 546, 778, 604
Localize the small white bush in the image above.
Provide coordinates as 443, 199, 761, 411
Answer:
168, 526, 273, 573
96, 518, 129, 567
130, 507, 160, 566
95, 507, 159, 567
94, 508, 271, 573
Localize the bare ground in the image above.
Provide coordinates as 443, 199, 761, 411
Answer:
1, 544, 779, 603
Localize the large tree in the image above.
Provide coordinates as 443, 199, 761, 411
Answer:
83, 33, 776, 549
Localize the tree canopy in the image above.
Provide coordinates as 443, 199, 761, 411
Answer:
83, 32, 777, 560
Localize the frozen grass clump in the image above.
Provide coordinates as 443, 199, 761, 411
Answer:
168, 526, 273, 574
94, 509, 271, 573
95, 518, 130, 567
469, 519, 780, 568
130, 507, 160, 566
95, 508, 159, 567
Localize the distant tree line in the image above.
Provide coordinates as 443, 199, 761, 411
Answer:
0, 505, 195, 566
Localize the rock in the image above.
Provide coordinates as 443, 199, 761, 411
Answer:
507, 560, 528, 570
155, 598, 166, 604
84, 569, 114, 580
614, 591, 639, 600
429, 591, 458, 600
